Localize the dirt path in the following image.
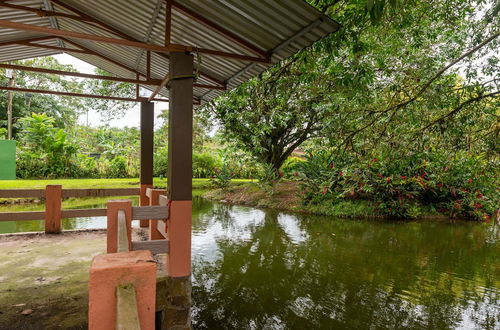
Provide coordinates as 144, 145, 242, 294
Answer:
0, 230, 107, 329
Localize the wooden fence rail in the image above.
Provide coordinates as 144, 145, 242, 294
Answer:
0, 185, 142, 233
0, 187, 140, 199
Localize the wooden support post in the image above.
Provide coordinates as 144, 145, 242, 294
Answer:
44, 185, 62, 234
88, 250, 156, 330
140, 101, 154, 227
167, 52, 193, 278
149, 189, 168, 240
107, 200, 132, 253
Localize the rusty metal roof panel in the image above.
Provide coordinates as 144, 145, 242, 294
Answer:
0, 0, 340, 103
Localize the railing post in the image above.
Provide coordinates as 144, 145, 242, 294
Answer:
45, 184, 62, 234
88, 250, 156, 330
107, 200, 132, 253
149, 189, 167, 240
139, 184, 153, 228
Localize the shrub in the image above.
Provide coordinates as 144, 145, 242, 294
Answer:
153, 146, 168, 177
296, 149, 498, 220
106, 156, 129, 178
193, 153, 220, 178
16, 113, 79, 178
210, 164, 233, 188
254, 163, 282, 196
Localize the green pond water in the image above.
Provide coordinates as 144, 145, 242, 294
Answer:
1, 197, 499, 329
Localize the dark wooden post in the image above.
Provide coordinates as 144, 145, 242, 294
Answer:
167, 52, 193, 278
140, 101, 154, 228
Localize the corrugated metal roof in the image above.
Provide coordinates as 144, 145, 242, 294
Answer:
0, 0, 340, 103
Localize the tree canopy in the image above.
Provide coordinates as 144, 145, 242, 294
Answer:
202, 0, 499, 171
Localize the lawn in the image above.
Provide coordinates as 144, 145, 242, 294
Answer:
0, 177, 252, 212
0, 178, 252, 190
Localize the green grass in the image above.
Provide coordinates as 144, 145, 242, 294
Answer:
0, 177, 252, 190
305, 200, 377, 218
0, 178, 252, 213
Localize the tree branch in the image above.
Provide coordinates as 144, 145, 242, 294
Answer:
385, 30, 500, 114
420, 90, 500, 131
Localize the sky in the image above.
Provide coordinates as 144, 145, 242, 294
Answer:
53, 53, 167, 129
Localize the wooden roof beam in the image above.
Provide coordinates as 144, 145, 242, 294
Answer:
0, 36, 54, 47
59, 37, 148, 78
17, 41, 92, 54
0, 19, 191, 53
0, 2, 91, 22
0, 18, 270, 65
0, 63, 162, 85
44, 0, 231, 87
0, 85, 169, 102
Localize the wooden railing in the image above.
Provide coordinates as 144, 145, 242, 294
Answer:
0, 185, 141, 233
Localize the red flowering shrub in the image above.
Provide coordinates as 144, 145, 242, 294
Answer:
296, 149, 498, 220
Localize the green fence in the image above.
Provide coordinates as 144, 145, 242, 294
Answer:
0, 140, 16, 180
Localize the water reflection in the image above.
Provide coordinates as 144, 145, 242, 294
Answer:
0, 196, 139, 234
1, 197, 498, 328
191, 199, 499, 329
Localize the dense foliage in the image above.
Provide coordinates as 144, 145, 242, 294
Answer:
294, 148, 498, 220
200, 0, 499, 220
1, 0, 498, 221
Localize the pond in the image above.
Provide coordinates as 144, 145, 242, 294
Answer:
1, 197, 499, 329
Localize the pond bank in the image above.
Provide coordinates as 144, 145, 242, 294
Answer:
203, 181, 491, 221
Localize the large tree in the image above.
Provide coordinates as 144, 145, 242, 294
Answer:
0, 57, 85, 134
203, 0, 499, 170
204, 59, 335, 172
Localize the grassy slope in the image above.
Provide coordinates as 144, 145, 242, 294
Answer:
203, 181, 445, 219
204, 181, 378, 218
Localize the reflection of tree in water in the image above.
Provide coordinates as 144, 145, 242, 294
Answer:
192, 207, 499, 329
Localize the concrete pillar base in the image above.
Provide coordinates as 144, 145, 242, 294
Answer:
156, 275, 192, 330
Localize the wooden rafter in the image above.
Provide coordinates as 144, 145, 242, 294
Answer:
148, 75, 170, 102
0, 2, 269, 62
165, 0, 172, 46
46, 0, 228, 86
0, 36, 53, 47
0, 63, 161, 85
0, 19, 191, 53
17, 41, 91, 54
0, 85, 169, 102
0, 0, 268, 85
59, 37, 146, 78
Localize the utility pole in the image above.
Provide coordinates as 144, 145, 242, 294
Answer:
5, 68, 16, 140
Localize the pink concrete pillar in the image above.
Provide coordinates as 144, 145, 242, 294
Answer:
88, 250, 156, 330
107, 200, 132, 253
166, 201, 192, 278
